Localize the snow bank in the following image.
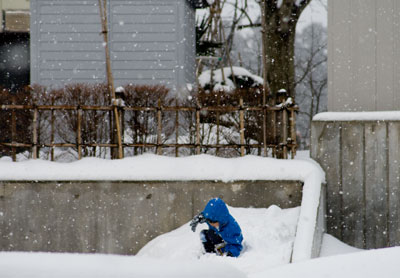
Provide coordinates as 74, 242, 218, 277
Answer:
250, 246, 400, 278
313, 111, 400, 121
0, 154, 325, 262
0, 252, 246, 278
319, 233, 361, 257
138, 205, 300, 276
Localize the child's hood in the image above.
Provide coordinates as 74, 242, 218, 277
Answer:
202, 198, 230, 226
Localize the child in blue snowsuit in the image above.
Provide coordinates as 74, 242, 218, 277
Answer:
190, 198, 243, 257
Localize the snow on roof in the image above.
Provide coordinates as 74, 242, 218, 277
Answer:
198, 66, 263, 91
313, 111, 400, 121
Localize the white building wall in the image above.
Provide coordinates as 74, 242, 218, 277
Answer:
328, 0, 400, 111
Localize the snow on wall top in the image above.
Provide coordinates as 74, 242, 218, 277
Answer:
313, 111, 400, 121
0, 154, 322, 183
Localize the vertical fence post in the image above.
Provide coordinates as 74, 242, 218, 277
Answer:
282, 107, 288, 159
109, 109, 114, 158
175, 100, 179, 157
32, 105, 38, 159
120, 106, 125, 157
157, 98, 162, 155
263, 104, 267, 157
272, 110, 277, 158
196, 100, 201, 155
290, 108, 297, 158
50, 105, 55, 161
239, 97, 245, 156
11, 95, 16, 161
216, 92, 220, 156
77, 106, 82, 159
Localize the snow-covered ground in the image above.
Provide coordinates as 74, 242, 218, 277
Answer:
138, 205, 300, 276
0, 152, 398, 277
0, 204, 369, 278
3, 222, 399, 278
251, 245, 400, 278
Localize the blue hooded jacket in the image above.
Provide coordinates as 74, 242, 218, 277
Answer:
202, 198, 243, 257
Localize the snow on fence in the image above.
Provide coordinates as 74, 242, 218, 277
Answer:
0, 99, 298, 161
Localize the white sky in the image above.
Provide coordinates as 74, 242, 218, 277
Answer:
297, 0, 328, 32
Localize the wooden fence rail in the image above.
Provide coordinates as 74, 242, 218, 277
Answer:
0, 99, 298, 161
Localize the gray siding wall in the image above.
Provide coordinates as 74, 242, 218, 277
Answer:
311, 119, 400, 249
30, 0, 106, 85
328, 0, 400, 111
30, 0, 196, 89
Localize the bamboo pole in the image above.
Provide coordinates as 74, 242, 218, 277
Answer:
290, 109, 297, 158
120, 106, 125, 156
157, 98, 162, 155
32, 106, 38, 159
0, 104, 297, 113
50, 104, 55, 161
282, 108, 288, 159
239, 97, 245, 156
175, 100, 179, 157
196, 100, 201, 155
98, 0, 123, 159
11, 95, 16, 161
260, 1, 268, 157
77, 107, 82, 159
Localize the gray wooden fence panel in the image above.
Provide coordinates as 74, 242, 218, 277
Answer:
388, 122, 400, 246
311, 122, 342, 239
364, 122, 389, 248
341, 123, 365, 248
312, 119, 400, 249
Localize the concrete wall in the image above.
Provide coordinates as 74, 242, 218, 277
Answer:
311, 119, 400, 249
0, 180, 303, 254
328, 0, 400, 111
30, 0, 196, 89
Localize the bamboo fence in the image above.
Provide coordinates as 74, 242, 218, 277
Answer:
0, 98, 298, 161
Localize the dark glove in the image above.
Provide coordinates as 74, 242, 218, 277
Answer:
190, 213, 206, 232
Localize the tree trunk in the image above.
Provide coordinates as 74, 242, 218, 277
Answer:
262, 0, 311, 98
